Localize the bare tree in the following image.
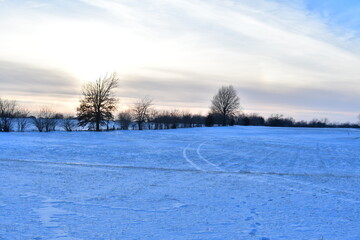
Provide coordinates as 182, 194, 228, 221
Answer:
153, 110, 166, 129
210, 85, 240, 126
62, 114, 77, 132
132, 97, 153, 130
181, 110, 193, 128
159, 110, 172, 129
147, 109, 160, 130
77, 73, 119, 131
16, 108, 30, 132
308, 118, 328, 128
205, 113, 215, 127
117, 110, 132, 130
169, 109, 180, 129
0, 98, 18, 132
248, 113, 265, 126
32, 108, 57, 132
151, 109, 205, 129
192, 113, 205, 127
32, 116, 45, 133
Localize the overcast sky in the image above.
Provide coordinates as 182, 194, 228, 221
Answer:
1, 0, 360, 122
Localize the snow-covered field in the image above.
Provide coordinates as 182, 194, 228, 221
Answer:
1, 126, 360, 240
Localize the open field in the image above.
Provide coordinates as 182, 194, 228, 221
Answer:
1, 126, 360, 240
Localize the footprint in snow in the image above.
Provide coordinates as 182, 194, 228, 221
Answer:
249, 229, 257, 236
251, 223, 261, 227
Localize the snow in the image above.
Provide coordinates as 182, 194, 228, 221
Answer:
0, 126, 360, 239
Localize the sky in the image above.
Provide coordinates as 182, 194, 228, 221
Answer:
0, 0, 360, 122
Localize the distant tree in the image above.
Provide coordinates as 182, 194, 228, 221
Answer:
205, 113, 215, 127
53, 113, 64, 119
77, 73, 119, 131
147, 109, 159, 130
248, 113, 265, 126
32, 108, 57, 132
210, 85, 240, 126
62, 114, 77, 132
160, 110, 172, 129
117, 110, 132, 130
181, 111, 193, 128
151, 109, 205, 129
294, 120, 308, 128
236, 113, 249, 126
266, 114, 283, 127
308, 118, 328, 128
169, 109, 180, 129
266, 114, 294, 127
0, 98, 18, 132
192, 113, 205, 127
153, 110, 163, 130
132, 97, 153, 130
32, 116, 45, 132
16, 108, 30, 132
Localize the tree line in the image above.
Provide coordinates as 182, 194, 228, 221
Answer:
1, 73, 359, 132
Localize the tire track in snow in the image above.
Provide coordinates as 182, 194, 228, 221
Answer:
236, 141, 359, 202
190, 139, 360, 204
1, 158, 359, 179
182, 143, 203, 171
182, 142, 223, 172
2, 158, 360, 202
196, 142, 224, 171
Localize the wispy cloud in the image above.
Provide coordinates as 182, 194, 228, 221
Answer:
0, 61, 80, 111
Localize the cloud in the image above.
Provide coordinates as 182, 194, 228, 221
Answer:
238, 84, 360, 112
118, 75, 215, 102
0, 61, 81, 111
0, 61, 80, 95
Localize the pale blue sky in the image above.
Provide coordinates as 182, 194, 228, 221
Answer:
0, 0, 359, 122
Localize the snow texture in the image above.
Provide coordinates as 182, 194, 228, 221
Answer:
0, 126, 360, 239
